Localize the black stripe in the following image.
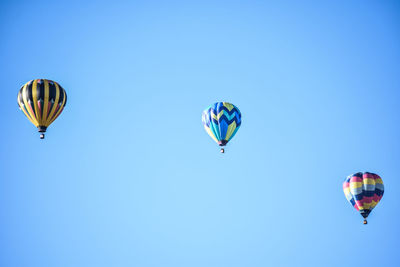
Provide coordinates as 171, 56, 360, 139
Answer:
26, 82, 34, 103
37, 80, 45, 101
57, 84, 64, 105
48, 82, 57, 102
17, 90, 23, 107
60, 85, 67, 106
375, 189, 384, 196
360, 210, 371, 218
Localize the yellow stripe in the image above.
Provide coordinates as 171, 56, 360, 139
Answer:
212, 110, 235, 120
225, 121, 237, 141
375, 178, 383, 184
350, 182, 362, 189
45, 83, 60, 126
211, 112, 218, 121
22, 83, 39, 126
359, 200, 378, 210
42, 80, 50, 123
48, 87, 66, 125
32, 80, 41, 123
223, 102, 234, 111
212, 110, 225, 120
363, 178, 376, 185
18, 97, 36, 125
204, 126, 219, 144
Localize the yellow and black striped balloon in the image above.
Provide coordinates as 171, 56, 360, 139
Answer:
17, 79, 67, 139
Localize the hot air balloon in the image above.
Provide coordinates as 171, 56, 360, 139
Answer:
202, 102, 241, 153
343, 172, 384, 224
17, 79, 67, 139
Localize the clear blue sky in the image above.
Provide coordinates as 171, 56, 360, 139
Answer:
1, 1, 400, 266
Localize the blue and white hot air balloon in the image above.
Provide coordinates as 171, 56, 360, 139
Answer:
202, 102, 241, 153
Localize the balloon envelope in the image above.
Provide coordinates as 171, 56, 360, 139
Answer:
202, 102, 241, 147
343, 172, 384, 221
17, 79, 67, 136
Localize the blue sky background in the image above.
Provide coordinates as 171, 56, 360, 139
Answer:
1, 0, 400, 266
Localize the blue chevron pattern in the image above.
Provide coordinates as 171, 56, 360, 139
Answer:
202, 102, 241, 146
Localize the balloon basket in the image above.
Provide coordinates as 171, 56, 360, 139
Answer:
363, 220, 367, 225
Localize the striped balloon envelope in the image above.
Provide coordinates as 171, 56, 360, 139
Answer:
17, 79, 67, 139
343, 172, 384, 224
202, 102, 241, 153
